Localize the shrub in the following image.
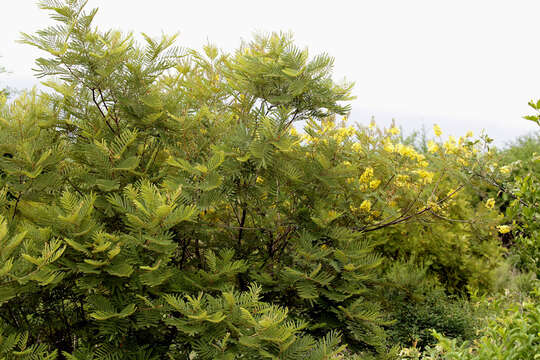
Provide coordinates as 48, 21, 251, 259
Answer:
0, 1, 506, 358
382, 261, 476, 350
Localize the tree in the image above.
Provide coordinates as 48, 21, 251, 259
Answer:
0, 1, 504, 358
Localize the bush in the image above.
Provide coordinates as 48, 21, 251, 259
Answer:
419, 287, 540, 360
0, 1, 508, 359
382, 261, 476, 350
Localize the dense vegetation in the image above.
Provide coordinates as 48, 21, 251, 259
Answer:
0, 1, 538, 359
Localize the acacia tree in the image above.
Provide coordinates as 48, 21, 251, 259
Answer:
0, 1, 503, 359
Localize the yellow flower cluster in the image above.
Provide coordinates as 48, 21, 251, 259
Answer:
351, 142, 362, 152
497, 225, 511, 234
334, 126, 356, 142
383, 139, 395, 153
427, 140, 439, 153
369, 179, 381, 189
359, 167, 374, 183
414, 169, 434, 184
358, 167, 375, 191
359, 199, 372, 212
485, 198, 495, 209
395, 174, 410, 188
433, 124, 442, 137
382, 140, 428, 167
443, 136, 458, 154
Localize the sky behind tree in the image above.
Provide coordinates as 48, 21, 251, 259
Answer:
1, 0, 539, 145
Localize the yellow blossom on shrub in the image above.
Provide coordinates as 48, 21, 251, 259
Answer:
256, 176, 264, 184
444, 136, 458, 154
457, 158, 469, 166
395, 174, 410, 188
415, 170, 434, 184
388, 126, 400, 135
499, 166, 511, 174
359, 167, 374, 183
383, 140, 395, 153
359, 199, 372, 212
485, 198, 495, 209
496, 225, 511, 234
369, 179, 381, 189
433, 124, 442, 137
351, 143, 362, 152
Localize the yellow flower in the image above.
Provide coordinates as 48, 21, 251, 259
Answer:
444, 136, 458, 154
369, 179, 381, 190
457, 158, 469, 166
433, 124, 442, 137
485, 198, 495, 209
369, 120, 376, 129
342, 161, 352, 167
289, 127, 298, 136
351, 142, 362, 152
359, 167, 374, 183
346, 177, 355, 184
395, 174, 410, 187
383, 141, 395, 153
397, 144, 418, 159
415, 170, 434, 184
256, 176, 264, 184
466, 131, 473, 138
499, 166, 511, 174
497, 225, 511, 234
388, 126, 400, 135
359, 199, 372, 212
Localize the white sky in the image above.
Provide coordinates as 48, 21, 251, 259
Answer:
1, 0, 539, 146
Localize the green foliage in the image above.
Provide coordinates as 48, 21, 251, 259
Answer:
0, 326, 58, 360
0, 1, 511, 359
473, 107, 540, 277
382, 261, 476, 350
409, 287, 540, 360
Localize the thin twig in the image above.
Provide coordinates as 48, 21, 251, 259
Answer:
363, 185, 465, 232
91, 88, 116, 134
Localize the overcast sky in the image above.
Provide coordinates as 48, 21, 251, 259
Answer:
1, 0, 539, 146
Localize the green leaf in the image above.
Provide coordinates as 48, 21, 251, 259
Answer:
0, 258, 13, 276
239, 336, 260, 348
282, 68, 301, 77
90, 303, 136, 321
21, 254, 42, 266
114, 156, 140, 171
95, 179, 120, 192
64, 239, 90, 255
105, 262, 133, 277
